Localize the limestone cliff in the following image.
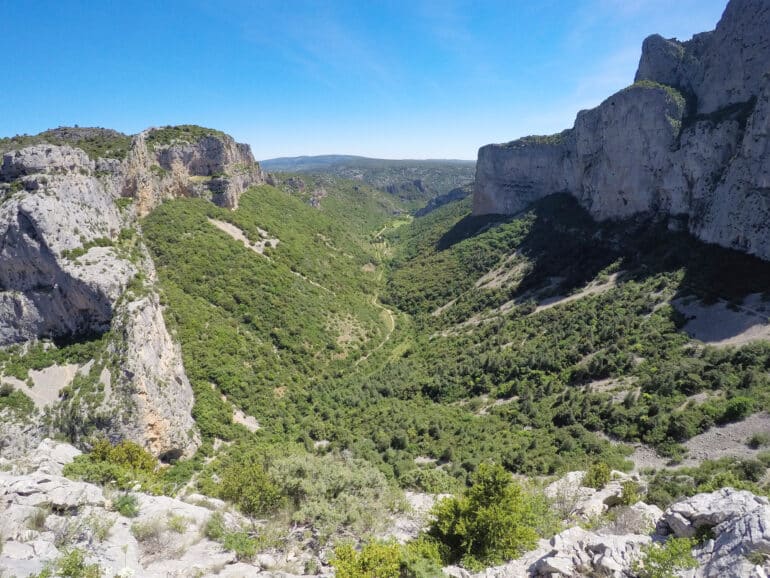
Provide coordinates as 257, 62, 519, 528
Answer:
123, 126, 264, 215
474, 0, 770, 261
0, 125, 259, 458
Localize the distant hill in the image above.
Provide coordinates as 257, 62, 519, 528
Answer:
261, 154, 475, 208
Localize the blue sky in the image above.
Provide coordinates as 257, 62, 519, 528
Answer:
1, 0, 727, 159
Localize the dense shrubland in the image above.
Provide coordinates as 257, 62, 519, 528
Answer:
35, 178, 770, 567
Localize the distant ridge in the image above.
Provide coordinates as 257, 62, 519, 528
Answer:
261, 154, 475, 172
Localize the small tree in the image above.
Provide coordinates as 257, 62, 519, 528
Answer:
429, 462, 540, 568
219, 461, 282, 517
583, 462, 611, 489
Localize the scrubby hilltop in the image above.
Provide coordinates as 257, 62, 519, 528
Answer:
474, 0, 770, 261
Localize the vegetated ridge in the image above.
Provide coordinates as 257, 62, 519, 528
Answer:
262, 154, 475, 208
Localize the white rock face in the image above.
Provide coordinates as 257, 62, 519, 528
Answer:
473, 0, 770, 262
123, 129, 264, 215
635, 0, 770, 115
112, 294, 200, 459
0, 138, 202, 458
0, 145, 133, 344
660, 488, 770, 578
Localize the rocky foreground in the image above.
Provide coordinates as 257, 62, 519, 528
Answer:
1, 440, 768, 577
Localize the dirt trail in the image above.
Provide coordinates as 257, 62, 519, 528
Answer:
354, 223, 400, 366
208, 218, 279, 256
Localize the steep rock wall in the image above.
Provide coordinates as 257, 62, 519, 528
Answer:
123, 129, 264, 215
0, 140, 208, 458
473, 0, 770, 261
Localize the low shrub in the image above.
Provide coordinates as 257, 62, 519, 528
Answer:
584, 462, 611, 490
633, 537, 697, 578
113, 493, 139, 518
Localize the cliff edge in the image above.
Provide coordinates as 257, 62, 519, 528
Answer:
474, 0, 770, 260
0, 125, 262, 458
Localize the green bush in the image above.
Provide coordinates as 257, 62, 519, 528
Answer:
90, 439, 156, 472
63, 439, 163, 493
584, 462, 611, 489
399, 468, 461, 493
429, 463, 543, 568
113, 493, 139, 518
269, 451, 402, 539
719, 397, 754, 424
332, 542, 401, 578
633, 537, 697, 578
331, 538, 444, 578
748, 432, 770, 449
219, 460, 282, 517
222, 531, 257, 561
619, 480, 641, 506
204, 512, 226, 541
37, 548, 102, 578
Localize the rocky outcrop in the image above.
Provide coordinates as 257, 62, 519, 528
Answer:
0, 440, 326, 578
474, 0, 770, 261
659, 488, 770, 578
0, 131, 227, 457
123, 128, 264, 215
111, 293, 199, 460
447, 481, 770, 578
0, 145, 133, 345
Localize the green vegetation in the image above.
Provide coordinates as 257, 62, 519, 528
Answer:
36, 548, 102, 578
583, 462, 611, 490
515, 129, 573, 146
40, 173, 770, 567
64, 439, 166, 493
218, 455, 283, 517
61, 237, 114, 260
0, 384, 34, 417
0, 334, 108, 381
0, 127, 131, 160
113, 493, 140, 518
332, 539, 445, 578
634, 537, 698, 578
262, 157, 474, 208
145, 125, 228, 149
429, 463, 552, 569
626, 80, 687, 110
646, 455, 770, 507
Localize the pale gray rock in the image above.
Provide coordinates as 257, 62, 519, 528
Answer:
635, 0, 770, 115
0, 140, 200, 458
660, 488, 770, 578
110, 293, 200, 460
661, 487, 770, 537
473, 0, 770, 262
122, 129, 264, 215
0, 442, 282, 578
0, 145, 133, 345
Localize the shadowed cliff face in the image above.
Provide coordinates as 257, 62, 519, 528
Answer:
473, 0, 770, 261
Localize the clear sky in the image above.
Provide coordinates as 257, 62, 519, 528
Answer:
1, 0, 728, 160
